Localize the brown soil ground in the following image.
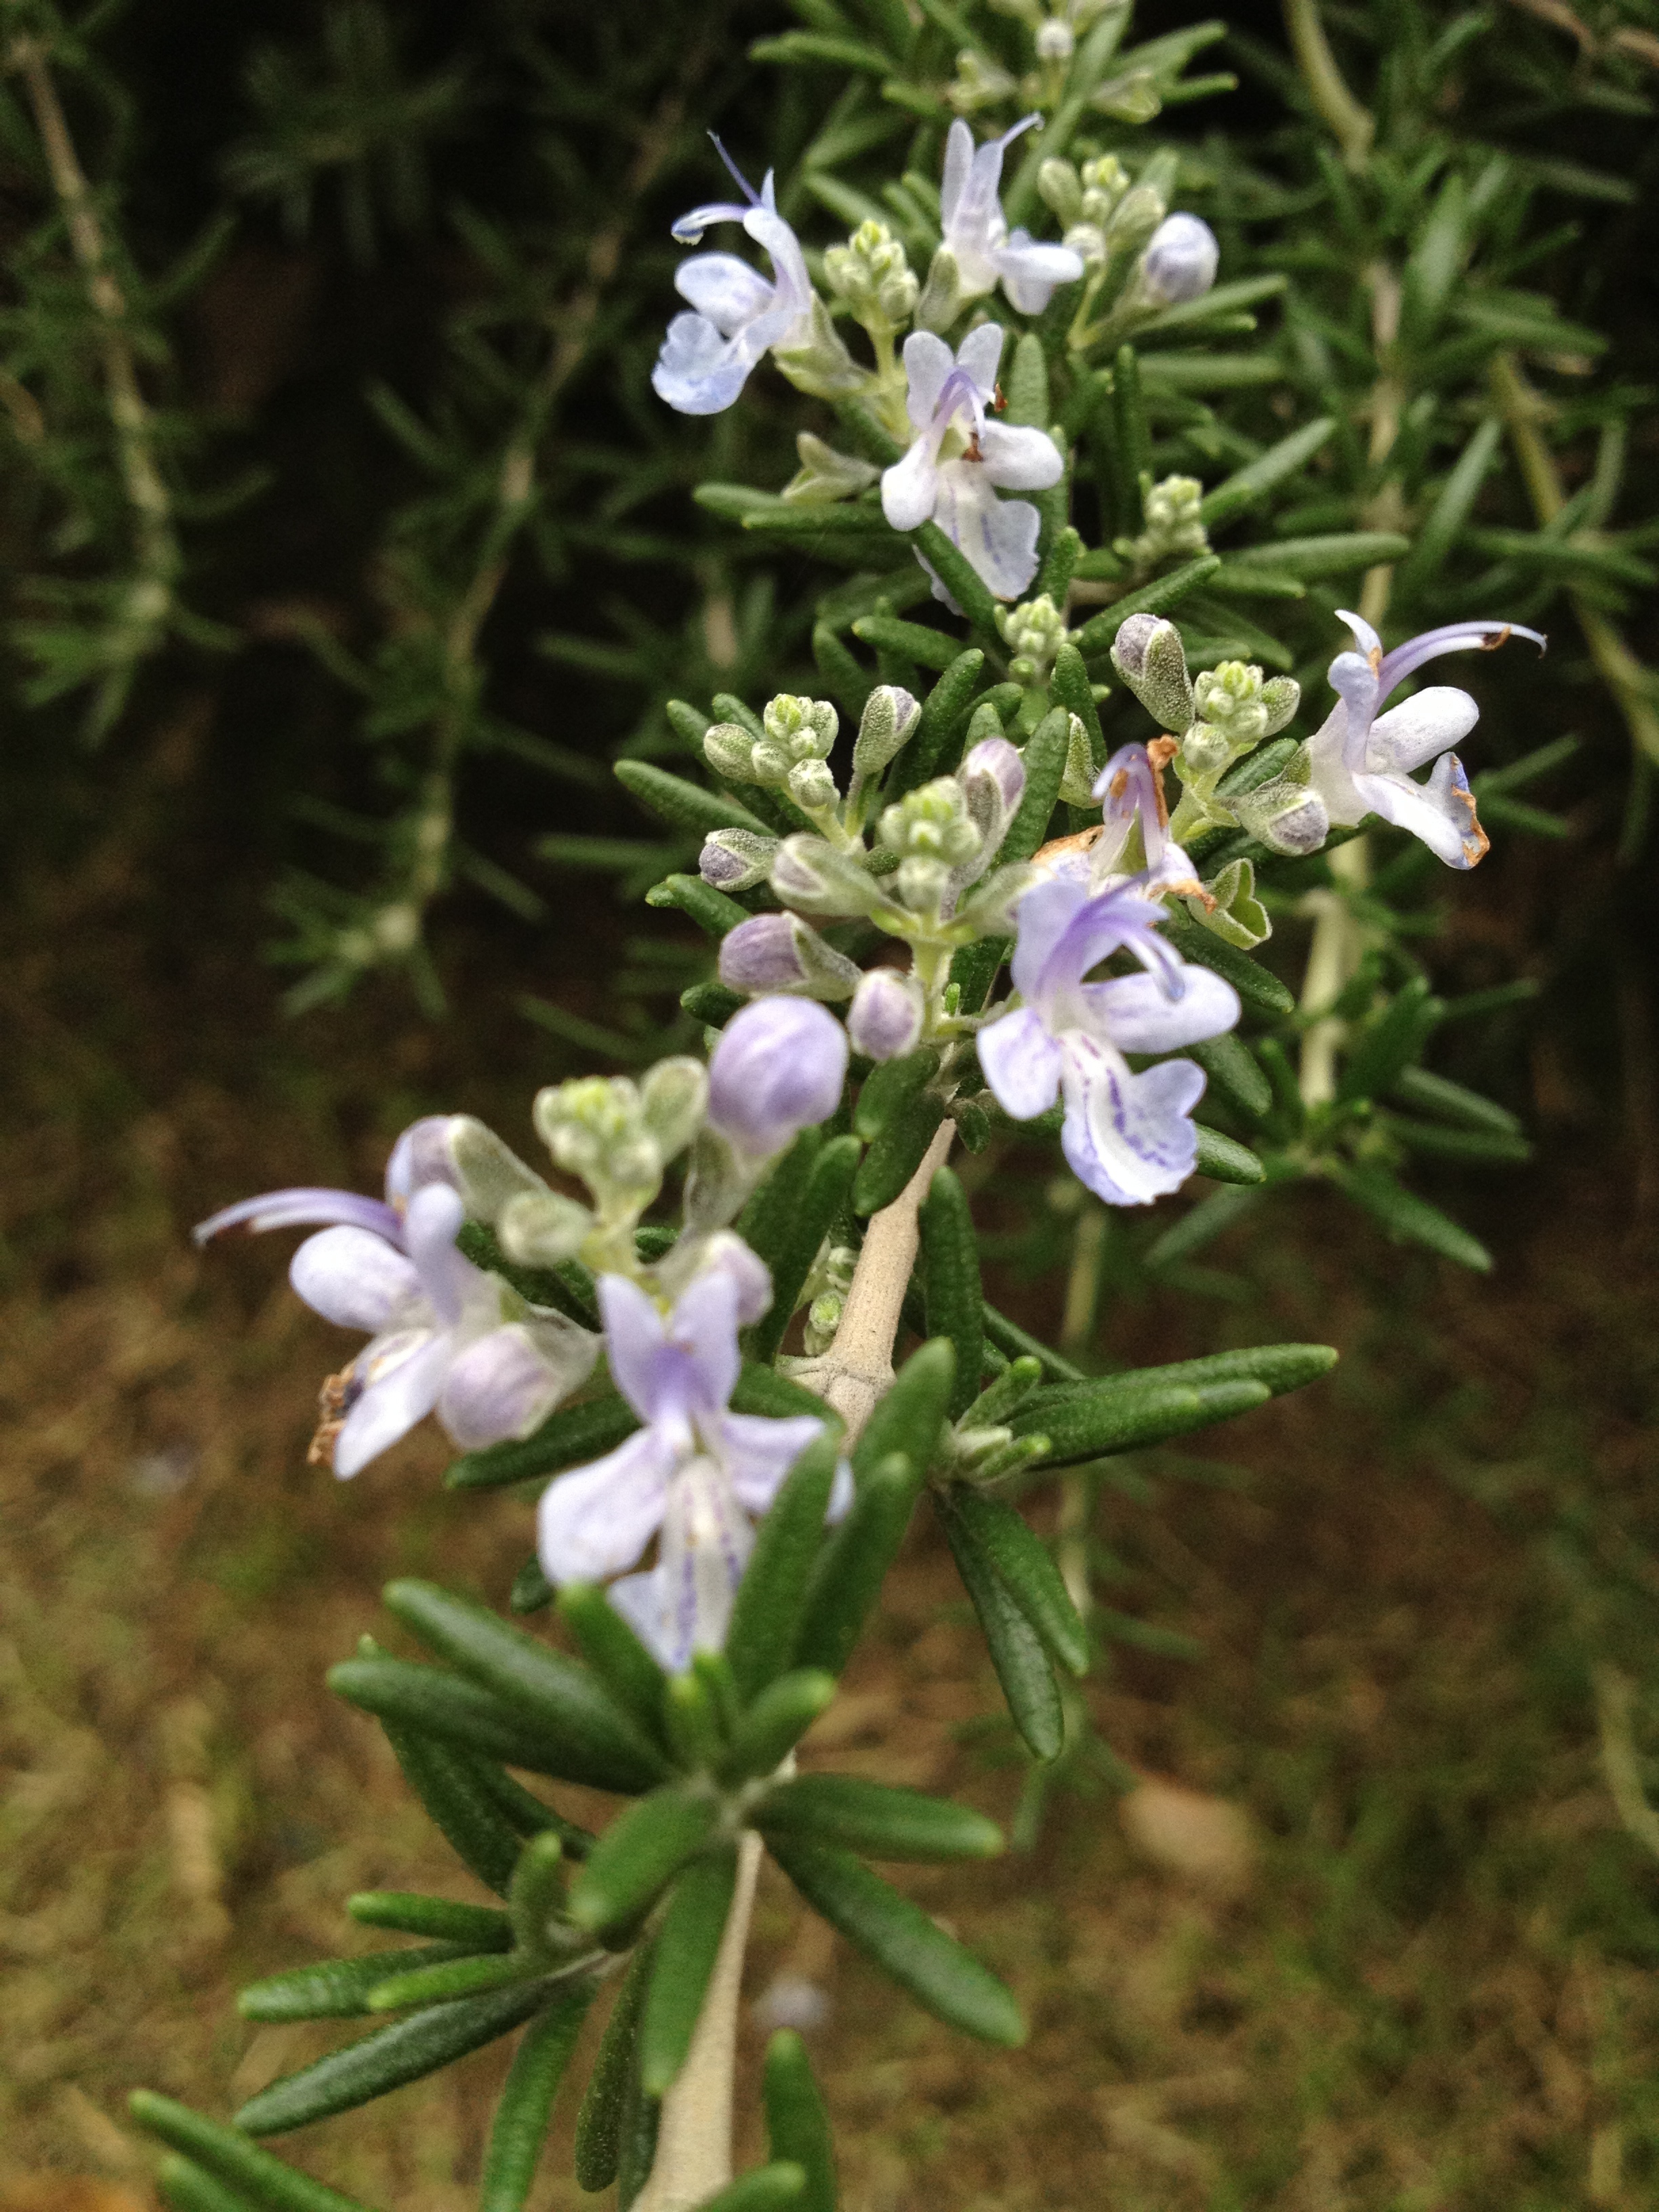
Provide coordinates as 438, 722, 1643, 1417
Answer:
5, 804, 1659, 2212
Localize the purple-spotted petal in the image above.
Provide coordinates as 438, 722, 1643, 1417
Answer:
931, 464, 1040, 601
193, 1187, 403, 1248
979, 1005, 1065, 1122
537, 1423, 676, 1583
900, 329, 956, 432
437, 1324, 567, 1452
333, 1332, 450, 1479
1352, 758, 1488, 870
1059, 1036, 1205, 1207
1080, 966, 1240, 1053
716, 1411, 825, 1516
995, 232, 1084, 313
658, 1458, 756, 1662
289, 1225, 421, 1332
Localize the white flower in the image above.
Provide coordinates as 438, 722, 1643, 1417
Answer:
940, 115, 1084, 313
880, 326, 1063, 602
653, 155, 814, 416
1306, 611, 1547, 869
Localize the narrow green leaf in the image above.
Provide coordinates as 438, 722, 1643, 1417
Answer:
567, 1788, 722, 1941
945, 1491, 1088, 1676
239, 1946, 473, 2024
726, 1436, 842, 1702
615, 760, 773, 840
747, 1136, 861, 1365
157, 2157, 257, 2212
334, 1660, 615, 1795
234, 1981, 556, 2135
1071, 557, 1221, 657
1009, 1378, 1272, 1465
374, 1721, 524, 1897
683, 982, 745, 1027
852, 1090, 945, 1214
757, 1774, 1003, 1861
1193, 1125, 1267, 1185
1004, 331, 1049, 426
368, 1952, 539, 2013
574, 1945, 652, 2193
129, 2097, 377, 2212
763, 2032, 837, 2212
794, 1453, 924, 1678
510, 1557, 554, 1615
768, 1838, 1025, 2045
1160, 914, 1295, 1013
1336, 977, 1443, 1103
1230, 531, 1413, 577
691, 2168, 806, 2212
1335, 1165, 1492, 1271
739, 1129, 825, 1271
732, 1362, 837, 1421
851, 614, 962, 670
913, 519, 1000, 632
479, 1984, 596, 2212
940, 1503, 1064, 1760
445, 1395, 638, 1492
721, 1671, 838, 1780
851, 1339, 955, 1481
1187, 1033, 1271, 1121
920, 1166, 984, 1419
1388, 1065, 1521, 1134
1050, 642, 1103, 773
645, 874, 752, 940
347, 1893, 514, 1948
1197, 419, 1336, 529
853, 1046, 939, 1141
557, 1584, 668, 1748
982, 1305, 1084, 1382
640, 1848, 739, 2096
888, 649, 985, 794
996, 706, 1069, 865
1379, 1115, 1530, 1164
382, 1583, 668, 1795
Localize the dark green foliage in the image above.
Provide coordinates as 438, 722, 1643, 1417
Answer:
239, 1946, 476, 2024
725, 1437, 843, 1701
762, 2034, 837, 2212
234, 1979, 560, 2135
1193, 1126, 1267, 1185
919, 1167, 984, 1419
130, 2096, 378, 2212
346, 1893, 514, 1948
793, 1453, 925, 1679
938, 1500, 1065, 1761
639, 1847, 739, 2095
850, 1340, 955, 1481
445, 1396, 638, 1492
373, 1722, 525, 1897
851, 1091, 946, 1214
566, 1789, 722, 1942
941, 1492, 1089, 1678
756, 1776, 1003, 1862
556, 1584, 669, 1749
691, 2169, 806, 2212
479, 1988, 596, 2212
747, 1136, 861, 1364
574, 1946, 653, 2194
768, 1837, 1025, 2046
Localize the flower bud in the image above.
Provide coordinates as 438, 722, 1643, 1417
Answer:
762, 692, 839, 760
1057, 712, 1100, 806
851, 684, 922, 781
784, 432, 880, 506
1035, 16, 1074, 60
533, 1076, 661, 1197
1037, 157, 1083, 230
707, 998, 849, 1157
1103, 182, 1166, 256
915, 242, 964, 333
640, 1056, 708, 1162
703, 722, 759, 781
1179, 724, 1232, 778
995, 593, 1071, 678
787, 757, 839, 813
1111, 613, 1195, 732
878, 779, 983, 868
718, 912, 863, 1000
498, 1187, 592, 1267
1080, 154, 1129, 226
770, 834, 883, 918
958, 737, 1025, 859
1234, 777, 1329, 856
848, 967, 926, 1063
955, 861, 1039, 937
823, 219, 919, 329
1125, 474, 1208, 567
699, 828, 778, 891
1141, 213, 1219, 306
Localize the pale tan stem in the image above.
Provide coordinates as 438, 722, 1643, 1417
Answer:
1297, 836, 1370, 1108
632, 1831, 762, 2212
1282, 0, 1375, 169
11, 37, 176, 588
1056, 1202, 1107, 1616
1357, 264, 1405, 629
792, 1120, 956, 1442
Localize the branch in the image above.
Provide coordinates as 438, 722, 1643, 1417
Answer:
1281, 0, 1376, 170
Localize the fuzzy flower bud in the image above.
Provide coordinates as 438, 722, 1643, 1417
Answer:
1035, 16, 1075, 60
1123, 474, 1209, 569
1141, 213, 1219, 306
769, 834, 883, 918
958, 737, 1025, 861
718, 912, 863, 1000
788, 757, 840, 813
534, 1076, 660, 1197
703, 722, 760, 782
851, 684, 922, 781
1192, 661, 1301, 747
707, 998, 849, 1157
878, 779, 984, 870
848, 967, 926, 1063
1234, 777, 1330, 856
823, 219, 919, 329
1110, 613, 1195, 733
996, 592, 1073, 681
699, 828, 779, 892
1105, 182, 1166, 258
1037, 158, 1083, 230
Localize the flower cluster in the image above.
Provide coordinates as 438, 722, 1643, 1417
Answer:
651, 123, 1217, 605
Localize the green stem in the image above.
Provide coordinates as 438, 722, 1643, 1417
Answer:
1281, 0, 1376, 169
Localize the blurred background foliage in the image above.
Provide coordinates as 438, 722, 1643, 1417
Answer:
5, 0, 1659, 2201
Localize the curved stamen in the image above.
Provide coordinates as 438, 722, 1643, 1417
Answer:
709, 132, 760, 207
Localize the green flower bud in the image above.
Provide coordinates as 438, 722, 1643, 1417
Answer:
1037, 158, 1083, 230
916, 243, 964, 333
534, 1076, 661, 1197
1110, 613, 1194, 733
703, 722, 759, 782
1057, 711, 1099, 806
1122, 474, 1209, 569
763, 693, 840, 760
639, 1056, 708, 1163
1103, 182, 1166, 256
823, 220, 919, 329
1079, 155, 1130, 226
851, 683, 922, 781
771, 834, 884, 918
995, 593, 1073, 678
783, 432, 881, 506
878, 779, 985, 869
497, 1188, 593, 1268
788, 757, 839, 813
1179, 724, 1233, 779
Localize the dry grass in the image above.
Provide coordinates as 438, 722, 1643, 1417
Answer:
5, 824, 1659, 2212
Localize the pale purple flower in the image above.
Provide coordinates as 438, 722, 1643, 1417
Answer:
1141, 215, 1218, 307
707, 996, 849, 1156
881, 327, 1063, 602
848, 967, 925, 1062
194, 1113, 462, 1248
537, 1268, 838, 1669
977, 875, 1240, 1206
653, 148, 814, 416
1087, 742, 1201, 897
199, 1179, 596, 1477
940, 116, 1084, 313
1306, 611, 1546, 869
